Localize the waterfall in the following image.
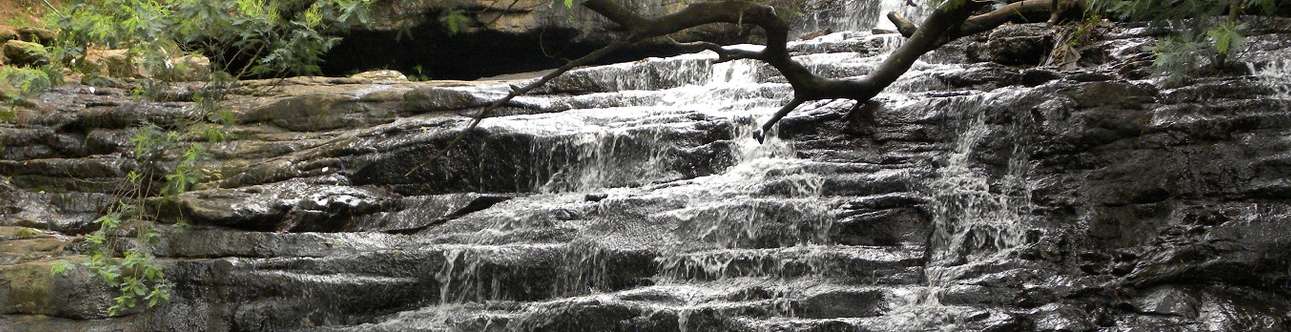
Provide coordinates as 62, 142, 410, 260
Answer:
477, 0, 933, 195
798, 0, 928, 34
421, 1, 965, 328
926, 110, 1033, 273
1251, 60, 1291, 99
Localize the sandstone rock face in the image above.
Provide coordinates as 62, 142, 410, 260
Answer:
81, 49, 212, 81
349, 70, 409, 82
3, 16, 1291, 332
0, 25, 55, 44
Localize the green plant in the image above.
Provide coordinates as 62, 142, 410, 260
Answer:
408, 64, 430, 81
81, 205, 171, 315
1066, 13, 1102, 49
61, 106, 232, 314
1087, 0, 1283, 81
1207, 18, 1245, 66
42, 3, 267, 315
0, 65, 60, 124
15, 227, 42, 238
47, 0, 374, 80
1152, 32, 1208, 83
50, 260, 70, 275
440, 8, 470, 35
0, 66, 56, 98
0, 108, 16, 123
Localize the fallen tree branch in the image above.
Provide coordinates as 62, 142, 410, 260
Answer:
462, 0, 1085, 144
463, 40, 630, 132
890, 0, 1087, 43
752, 97, 804, 143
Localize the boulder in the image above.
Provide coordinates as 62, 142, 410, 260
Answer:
82, 49, 134, 78
349, 70, 408, 82
16, 27, 56, 44
163, 54, 211, 82
2, 40, 49, 67
971, 23, 1056, 66
81, 49, 211, 81
0, 26, 16, 43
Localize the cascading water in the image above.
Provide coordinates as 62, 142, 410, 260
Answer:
381, 0, 1020, 330
798, 0, 929, 33
926, 109, 1034, 272
1252, 60, 1291, 99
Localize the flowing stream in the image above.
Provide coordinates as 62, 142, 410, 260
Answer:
341, 0, 1035, 330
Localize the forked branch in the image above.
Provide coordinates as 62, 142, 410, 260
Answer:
464, 0, 1085, 143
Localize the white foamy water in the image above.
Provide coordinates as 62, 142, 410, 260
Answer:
1251, 60, 1291, 99
397, 2, 1013, 329
799, 0, 928, 33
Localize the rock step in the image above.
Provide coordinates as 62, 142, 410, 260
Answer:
655, 245, 924, 284
655, 198, 841, 249
314, 283, 929, 332
163, 242, 655, 304
614, 281, 922, 319
724, 308, 1027, 332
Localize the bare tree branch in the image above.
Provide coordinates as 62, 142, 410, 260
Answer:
464, 40, 630, 131
460, 0, 1086, 144
891, 0, 1087, 42
754, 97, 804, 143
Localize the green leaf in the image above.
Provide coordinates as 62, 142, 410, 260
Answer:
126, 170, 142, 184
50, 261, 70, 276
440, 9, 469, 35
1207, 21, 1244, 57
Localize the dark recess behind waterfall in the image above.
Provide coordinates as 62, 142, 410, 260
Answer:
319, 19, 752, 80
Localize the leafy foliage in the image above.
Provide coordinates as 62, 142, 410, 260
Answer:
59, 97, 233, 314
1061, 13, 1104, 49
48, 0, 374, 79
1088, 0, 1279, 21
0, 66, 57, 98
440, 9, 470, 35
1206, 19, 1245, 58
1152, 33, 1208, 83
79, 205, 171, 315
1088, 0, 1226, 21
1087, 0, 1284, 81
0, 65, 62, 123
42, 2, 274, 316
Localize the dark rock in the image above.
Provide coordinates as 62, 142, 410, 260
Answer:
985, 24, 1055, 66
15, 27, 56, 44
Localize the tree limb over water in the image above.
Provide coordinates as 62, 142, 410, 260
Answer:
466, 0, 1086, 143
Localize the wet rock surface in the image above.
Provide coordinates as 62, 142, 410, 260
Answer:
4, 13, 1291, 332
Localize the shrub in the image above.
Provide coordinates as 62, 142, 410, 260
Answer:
0, 66, 55, 98
48, 0, 374, 80
1088, 0, 1285, 81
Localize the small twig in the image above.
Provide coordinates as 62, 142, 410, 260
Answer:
463, 40, 630, 131
754, 97, 804, 144
403, 40, 633, 177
